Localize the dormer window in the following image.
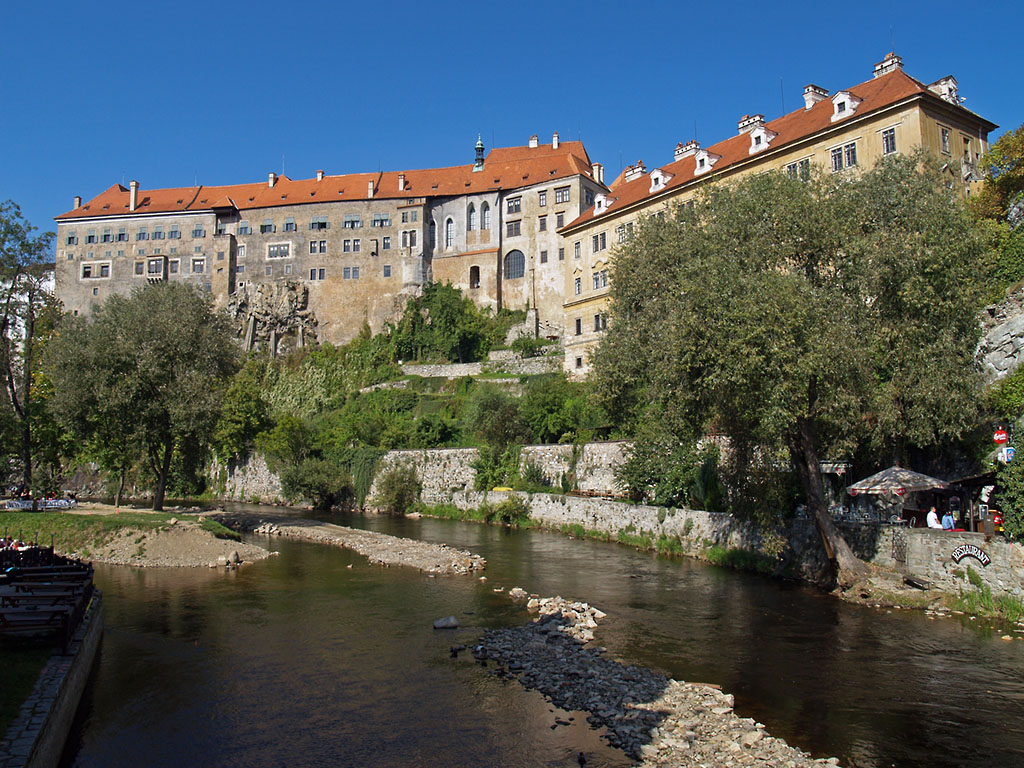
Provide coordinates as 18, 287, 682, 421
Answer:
748, 126, 778, 155
831, 91, 862, 122
594, 194, 609, 214
648, 169, 673, 193
693, 149, 721, 176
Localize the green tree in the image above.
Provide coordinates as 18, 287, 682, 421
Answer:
971, 124, 1024, 223
594, 155, 984, 586
0, 201, 58, 495
214, 356, 273, 460
49, 282, 239, 510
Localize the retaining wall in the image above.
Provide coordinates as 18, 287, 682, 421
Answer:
1, 592, 104, 768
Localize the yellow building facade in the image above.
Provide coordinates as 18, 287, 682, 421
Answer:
560, 53, 997, 376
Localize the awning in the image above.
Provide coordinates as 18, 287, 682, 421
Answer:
847, 466, 950, 497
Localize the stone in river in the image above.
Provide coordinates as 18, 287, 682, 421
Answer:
433, 616, 460, 629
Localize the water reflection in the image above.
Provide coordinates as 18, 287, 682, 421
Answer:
62, 508, 1024, 768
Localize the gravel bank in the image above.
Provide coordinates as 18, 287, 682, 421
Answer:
75, 519, 269, 567
212, 512, 485, 575
477, 589, 840, 767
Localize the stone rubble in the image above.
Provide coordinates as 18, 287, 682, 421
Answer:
214, 513, 485, 575
477, 591, 840, 767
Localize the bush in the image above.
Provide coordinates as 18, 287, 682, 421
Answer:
373, 463, 422, 515
279, 458, 354, 510
492, 495, 530, 526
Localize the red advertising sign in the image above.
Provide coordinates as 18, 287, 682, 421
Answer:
994, 429, 1009, 444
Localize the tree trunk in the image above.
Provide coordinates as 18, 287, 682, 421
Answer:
20, 285, 34, 499
791, 415, 868, 589
115, 465, 126, 510
152, 436, 173, 511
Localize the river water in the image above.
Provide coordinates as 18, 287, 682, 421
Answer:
61, 510, 1024, 768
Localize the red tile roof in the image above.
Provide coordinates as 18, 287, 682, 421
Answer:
563, 68, 995, 231
56, 141, 597, 221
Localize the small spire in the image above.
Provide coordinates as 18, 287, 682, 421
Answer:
473, 133, 485, 172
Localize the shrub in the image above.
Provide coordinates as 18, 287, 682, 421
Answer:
373, 463, 422, 515
279, 458, 354, 510
492, 495, 530, 526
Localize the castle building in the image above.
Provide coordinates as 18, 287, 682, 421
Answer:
558, 53, 997, 376
54, 136, 605, 354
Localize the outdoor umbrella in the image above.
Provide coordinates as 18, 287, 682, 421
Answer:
846, 465, 950, 497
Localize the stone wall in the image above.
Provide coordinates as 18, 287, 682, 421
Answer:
370, 448, 480, 501
212, 453, 284, 504
400, 353, 560, 379
901, 529, 1024, 598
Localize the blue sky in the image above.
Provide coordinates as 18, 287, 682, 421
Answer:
2, 0, 1020, 242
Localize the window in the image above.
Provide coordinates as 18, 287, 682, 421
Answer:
266, 265, 272, 276
192, 258, 205, 273
798, 159, 810, 180
785, 162, 798, 178
430, 220, 436, 248
481, 203, 490, 230
844, 142, 857, 168
310, 268, 326, 281
284, 217, 296, 232
555, 187, 570, 204
65, 232, 78, 246
371, 213, 391, 227
401, 211, 409, 223
558, 247, 565, 261
86, 230, 97, 244
260, 219, 275, 234
310, 216, 329, 230
66, 252, 74, 260
574, 277, 581, 295
152, 225, 164, 240
117, 227, 128, 242
343, 214, 362, 229
192, 226, 206, 238
507, 197, 521, 214
585, 189, 594, 206
445, 218, 455, 248
134, 261, 144, 275
353, 266, 360, 279
538, 190, 547, 207
148, 258, 163, 275
575, 357, 583, 369
310, 240, 327, 254
556, 212, 564, 228
168, 225, 180, 240
506, 220, 521, 237
882, 127, 896, 155
593, 272, 601, 290
194, 245, 202, 253
539, 215, 547, 232
469, 265, 480, 288
343, 267, 351, 279
594, 314, 607, 332
574, 241, 581, 259
467, 204, 476, 231
941, 127, 951, 154
384, 264, 392, 278
169, 260, 179, 274
831, 147, 843, 173
592, 232, 606, 252
382, 236, 391, 250
411, 211, 418, 222
285, 264, 292, 275
92, 287, 99, 296
503, 250, 525, 279
344, 239, 351, 252
136, 228, 148, 241
353, 239, 360, 252
81, 262, 111, 279
101, 228, 112, 243
267, 243, 290, 259
237, 244, 246, 259
540, 250, 548, 263
575, 318, 582, 335
236, 264, 245, 273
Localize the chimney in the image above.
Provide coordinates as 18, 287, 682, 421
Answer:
529, 134, 539, 148
367, 180, 375, 198
675, 140, 699, 161
624, 161, 646, 183
398, 173, 406, 191
803, 84, 829, 110
591, 163, 604, 184
316, 169, 324, 181
737, 114, 765, 135
268, 172, 277, 188
73, 195, 81, 209
928, 75, 960, 104
129, 180, 138, 212
873, 52, 904, 79
552, 131, 560, 149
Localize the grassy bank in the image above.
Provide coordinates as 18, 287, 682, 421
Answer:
0, 510, 239, 558
0, 641, 54, 735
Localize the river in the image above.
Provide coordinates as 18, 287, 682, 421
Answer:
61, 509, 1024, 767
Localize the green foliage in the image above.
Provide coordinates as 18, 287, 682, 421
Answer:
373, 463, 422, 514
615, 422, 721, 508
989, 364, 1024, 420
704, 545, 777, 575
48, 282, 239, 510
256, 413, 313, 471
466, 385, 529, 449
996, 458, 1024, 541
509, 334, 550, 359
214, 357, 273, 460
519, 374, 604, 444
389, 282, 492, 363
412, 496, 531, 527
953, 567, 1024, 623
971, 124, 1024, 223
472, 445, 521, 490
279, 458, 354, 510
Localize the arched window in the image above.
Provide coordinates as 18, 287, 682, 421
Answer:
481, 202, 490, 231
503, 250, 525, 279
430, 220, 436, 248
467, 204, 476, 231
445, 218, 455, 248
470, 265, 480, 289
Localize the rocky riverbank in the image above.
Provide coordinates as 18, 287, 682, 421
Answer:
212, 512, 486, 575
477, 589, 840, 767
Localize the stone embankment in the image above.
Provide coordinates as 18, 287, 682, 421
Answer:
213, 512, 485, 575
477, 589, 839, 767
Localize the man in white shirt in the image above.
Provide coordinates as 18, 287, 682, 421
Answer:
926, 506, 943, 529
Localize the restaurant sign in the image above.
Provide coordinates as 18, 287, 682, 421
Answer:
951, 544, 992, 567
